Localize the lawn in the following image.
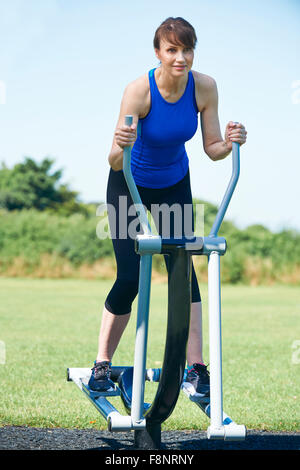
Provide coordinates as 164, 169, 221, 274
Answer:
0, 277, 299, 431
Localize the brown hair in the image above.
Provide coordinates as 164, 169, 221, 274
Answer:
153, 17, 197, 50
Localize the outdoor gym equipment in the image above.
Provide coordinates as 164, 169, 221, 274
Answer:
67, 115, 246, 449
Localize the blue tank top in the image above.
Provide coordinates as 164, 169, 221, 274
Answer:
130, 68, 199, 188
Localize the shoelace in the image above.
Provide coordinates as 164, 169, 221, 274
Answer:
190, 364, 210, 384
193, 364, 210, 376
92, 363, 110, 380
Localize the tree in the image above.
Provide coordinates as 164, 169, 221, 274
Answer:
0, 157, 87, 215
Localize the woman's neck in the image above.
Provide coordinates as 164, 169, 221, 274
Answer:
155, 66, 188, 95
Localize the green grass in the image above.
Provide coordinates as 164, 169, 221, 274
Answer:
0, 278, 299, 431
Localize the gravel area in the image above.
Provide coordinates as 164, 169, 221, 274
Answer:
0, 426, 299, 451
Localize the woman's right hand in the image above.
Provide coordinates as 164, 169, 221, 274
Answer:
115, 123, 137, 149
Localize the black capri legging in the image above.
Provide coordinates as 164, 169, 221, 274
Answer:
105, 167, 201, 315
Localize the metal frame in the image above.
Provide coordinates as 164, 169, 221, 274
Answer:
67, 115, 246, 447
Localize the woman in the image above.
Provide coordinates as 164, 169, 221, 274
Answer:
89, 17, 247, 396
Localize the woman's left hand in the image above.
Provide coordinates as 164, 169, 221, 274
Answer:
224, 121, 247, 150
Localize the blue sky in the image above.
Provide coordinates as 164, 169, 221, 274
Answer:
0, 0, 299, 232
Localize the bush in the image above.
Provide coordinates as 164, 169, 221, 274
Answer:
0, 203, 299, 284
0, 209, 113, 270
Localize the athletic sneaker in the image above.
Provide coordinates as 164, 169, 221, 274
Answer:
88, 360, 115, 392
184, 363, 210, 397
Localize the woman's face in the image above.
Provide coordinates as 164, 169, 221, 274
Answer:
155, 38, 194, 75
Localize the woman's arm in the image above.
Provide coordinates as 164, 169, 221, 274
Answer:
196, 75, 247, 161
108, 77, 149, 171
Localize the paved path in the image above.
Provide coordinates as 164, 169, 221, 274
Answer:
0, 426, 299, 450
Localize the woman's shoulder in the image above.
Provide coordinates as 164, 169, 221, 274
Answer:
191, 70, 217, 91
123, 72, 150, 100
121, 72, 151, 119
191, 70, 218, 112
